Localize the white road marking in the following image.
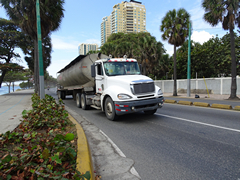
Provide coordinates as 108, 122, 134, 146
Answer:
100, 130, 141, 179
156, 113, 240, 133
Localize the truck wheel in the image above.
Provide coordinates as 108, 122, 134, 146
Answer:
57, 91, 61, 99
144, 109, 157, 115
76, 93, 81, 108
81, 94, 89, 110
61, 91, 65, 100
104, 97, 118, 121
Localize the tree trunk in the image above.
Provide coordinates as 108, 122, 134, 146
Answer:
34, 39, 39, 95
173, 44, 177, 96
0, 70, 7, 88
13, 82, 14, 92
229, 28, 238, 99
7, 82, 11, 93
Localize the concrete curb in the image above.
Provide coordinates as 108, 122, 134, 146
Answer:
178, 100, 192, 105
193, 102, 210, 107
211, 104, 232, 109
164, 99, 177, 103
68, 114, 94, 179
234, 106, 240, 110
165, 99, 240, 111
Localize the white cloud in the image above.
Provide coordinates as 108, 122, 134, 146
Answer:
191, 31, 214, 44
85, 39, 101, 46
52, 35, 79, 50
47, 58, 73, 78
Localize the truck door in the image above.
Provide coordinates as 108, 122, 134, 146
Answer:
95, 63, 104, 94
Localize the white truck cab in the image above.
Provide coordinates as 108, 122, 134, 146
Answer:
91, 56, 164, 120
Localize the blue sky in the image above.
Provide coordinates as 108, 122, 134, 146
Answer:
0, 0, 230, 78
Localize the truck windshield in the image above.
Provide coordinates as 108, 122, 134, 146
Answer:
103, 62, 141, 76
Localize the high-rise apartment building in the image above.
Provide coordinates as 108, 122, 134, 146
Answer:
101, 0, 146, 45
78, 43, 98, 55
101, 16, 111, 46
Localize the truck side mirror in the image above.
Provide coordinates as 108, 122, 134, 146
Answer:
91, 65, 96, 77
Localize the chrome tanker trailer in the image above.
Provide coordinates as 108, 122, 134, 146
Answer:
57, 53, 164, 120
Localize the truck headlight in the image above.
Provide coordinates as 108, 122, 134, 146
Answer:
158, 89, 163, 96
117, 94, 132, 100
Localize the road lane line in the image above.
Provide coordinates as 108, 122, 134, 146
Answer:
156, 113, 240, 133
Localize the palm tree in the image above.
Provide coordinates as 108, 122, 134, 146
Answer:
100, 42, 117, 57
202, 0, 239, 99
138, 34, 159, 76
1, 0, 64, 94
160, 8, 190, 96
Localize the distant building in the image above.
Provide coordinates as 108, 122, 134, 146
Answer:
101, 0, 147, 46
101, 16, 112, 46
78, 43, 98, 55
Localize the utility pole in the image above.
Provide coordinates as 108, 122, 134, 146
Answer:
187, 22, 191, 97
36, 0, 45, 99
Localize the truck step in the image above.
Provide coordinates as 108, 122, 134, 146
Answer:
91, 105, 101, 110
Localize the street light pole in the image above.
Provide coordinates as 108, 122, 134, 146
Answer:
36, 0, 45, 99
187, 22, 191, 97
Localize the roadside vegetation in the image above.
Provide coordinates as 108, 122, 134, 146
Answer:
0, 94, 90, 180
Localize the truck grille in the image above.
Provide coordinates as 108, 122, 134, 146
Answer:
131, 82, 155, 94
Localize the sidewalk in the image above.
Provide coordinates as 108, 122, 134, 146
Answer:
0, 89, 34, 134
164, 92, 233, 100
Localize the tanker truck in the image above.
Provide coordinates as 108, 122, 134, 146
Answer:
57, 53, 164, 121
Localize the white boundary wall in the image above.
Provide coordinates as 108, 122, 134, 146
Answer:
155, 77, 240, 95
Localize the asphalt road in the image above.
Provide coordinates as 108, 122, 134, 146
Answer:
48, 89, 240, 180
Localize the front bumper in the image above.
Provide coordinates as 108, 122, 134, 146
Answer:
114, 96, 164, 115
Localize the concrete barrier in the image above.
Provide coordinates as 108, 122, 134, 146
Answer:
178, 101, 192, 106
165, 99, 177, 104
193, 102, 210, 107
211, 104, 232, 109
234, 106, 240, 111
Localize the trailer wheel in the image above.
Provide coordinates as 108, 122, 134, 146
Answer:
104, 97, 118, 121
81, 94, 89, 110
76, 93, 81, 108
144, 109, 157, 115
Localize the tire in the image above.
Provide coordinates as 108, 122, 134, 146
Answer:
61, 91, 65, 99
81, 93, 89, 110
57, 91, 61, 99
104, 97, 118, 121
144, 109, 157, 115
76, 93, 81, 108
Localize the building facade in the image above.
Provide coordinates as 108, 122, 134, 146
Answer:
78, 43, 98, 55
101, 0, 146, 46
101, 16, 111, 46
112, 0, 146, 33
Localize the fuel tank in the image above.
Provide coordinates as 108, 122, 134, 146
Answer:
57, 53, 109, 88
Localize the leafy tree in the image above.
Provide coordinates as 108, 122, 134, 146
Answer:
87, 50, 101, 55
1, 0, 65, 94
160, 8, 191, 96
19, 81, 34, 89
0, 18, 26, 88
202, 0, 240, 99
21, 35, 52, 73
44, 71, 57, 88
3, 70, 25, 93
176, 33, 240, 79
100, 32, 167, 78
